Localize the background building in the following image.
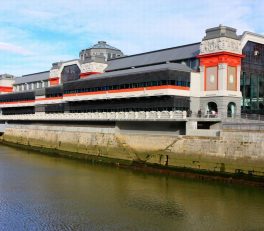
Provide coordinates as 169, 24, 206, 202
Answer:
240, 34, 264, 114
79, 41, 124, 62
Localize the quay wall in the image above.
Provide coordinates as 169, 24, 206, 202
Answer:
1, 124, 264, 176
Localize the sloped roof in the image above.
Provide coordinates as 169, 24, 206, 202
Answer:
70, 62, 192, 83
106, 42, 200, 72
63, 63, 191, 90
14, 71, 49, 84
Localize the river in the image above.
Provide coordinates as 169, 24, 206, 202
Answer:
0, 144, 263, 231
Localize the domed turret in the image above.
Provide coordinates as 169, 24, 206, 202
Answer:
80, 41, 124, 63
90, 41, 121, 51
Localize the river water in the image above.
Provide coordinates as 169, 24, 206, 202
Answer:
0, 144, 263, 231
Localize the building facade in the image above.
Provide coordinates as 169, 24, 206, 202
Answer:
0, 25, 263, 117
240, 35, 264, 114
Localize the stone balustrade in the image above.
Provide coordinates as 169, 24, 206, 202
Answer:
0, 110, 187, 122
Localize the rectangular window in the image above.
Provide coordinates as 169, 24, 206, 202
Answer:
227, 66, 237, 91
205, 66, 218, 91
44, 81, 48, 87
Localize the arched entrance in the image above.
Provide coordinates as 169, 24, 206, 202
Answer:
227, 102, 236, 117
207, 102, 218, 117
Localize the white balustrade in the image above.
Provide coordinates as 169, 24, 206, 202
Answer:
0, 111, 187, 122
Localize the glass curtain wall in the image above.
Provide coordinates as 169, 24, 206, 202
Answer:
241, 41, 264, 114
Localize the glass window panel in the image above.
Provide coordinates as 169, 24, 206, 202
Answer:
61, 64, 81, 83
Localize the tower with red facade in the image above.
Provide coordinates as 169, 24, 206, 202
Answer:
195, 25, 244, 117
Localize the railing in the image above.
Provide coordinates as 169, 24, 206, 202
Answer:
187, 111, 264, 122
222, 113, 264, 124
187, 111, 223, 120
0, 110, 187, 122
240, 113, 264, 121
222, 122, 264, 131
0, 111, 263, 123
222, 113, 264, 131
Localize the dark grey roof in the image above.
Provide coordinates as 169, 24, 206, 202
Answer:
105, 43, 200, 72
74, 63, 192, 83
14, 71, 49, 85
89, 41, 121, 51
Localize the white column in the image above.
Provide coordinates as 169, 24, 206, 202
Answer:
199, 66, 205, 92
237, 65, 241, 93
218, 63, 227, 93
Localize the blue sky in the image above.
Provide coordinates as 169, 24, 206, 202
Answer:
0, 0, 263, 76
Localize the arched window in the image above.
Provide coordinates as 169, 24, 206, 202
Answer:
206, 102, 218, 117
227, 102, 236, 117
207, 102, 218, 112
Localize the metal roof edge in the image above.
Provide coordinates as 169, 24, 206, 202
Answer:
109, 42, 201, 61
21, 70, 50, 77
240, 31, 264, 40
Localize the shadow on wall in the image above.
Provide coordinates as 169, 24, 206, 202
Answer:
116, 121, 186, 135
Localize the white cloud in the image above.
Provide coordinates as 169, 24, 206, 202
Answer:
0, 42, 33, 55
0, 0, 263, 75
21, 9, 56, 21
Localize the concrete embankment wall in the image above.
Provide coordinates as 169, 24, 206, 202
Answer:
1, 124, 264, 176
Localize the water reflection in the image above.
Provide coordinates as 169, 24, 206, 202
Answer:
0, 144, 263, 231
126, 196, 185, 218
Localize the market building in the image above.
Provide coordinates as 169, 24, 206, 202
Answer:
0, 25, 263, 117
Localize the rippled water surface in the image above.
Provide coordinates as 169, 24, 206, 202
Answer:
0, 144, 264, 231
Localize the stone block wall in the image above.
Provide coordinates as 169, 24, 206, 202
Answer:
2, 124, 264, 176
199, 96, 241, 117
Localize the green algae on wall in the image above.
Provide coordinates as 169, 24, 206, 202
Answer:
2, 125, 264, 180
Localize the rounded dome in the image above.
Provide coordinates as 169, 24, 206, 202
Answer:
90, 41, 120, 50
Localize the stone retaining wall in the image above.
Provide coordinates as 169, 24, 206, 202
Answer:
2, 124, 264, 176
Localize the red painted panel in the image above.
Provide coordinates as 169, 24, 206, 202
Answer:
0, 100, 35, 105
198, 51, 244, 92
35, 96, 63, 101
108, 88, 145, 94
0, 86, 13, 92
198, 51, 244, 67
64, 85, 190, 98
49, 77, 60, 86
80, 72, 101, 78
145, 85, 189, 91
